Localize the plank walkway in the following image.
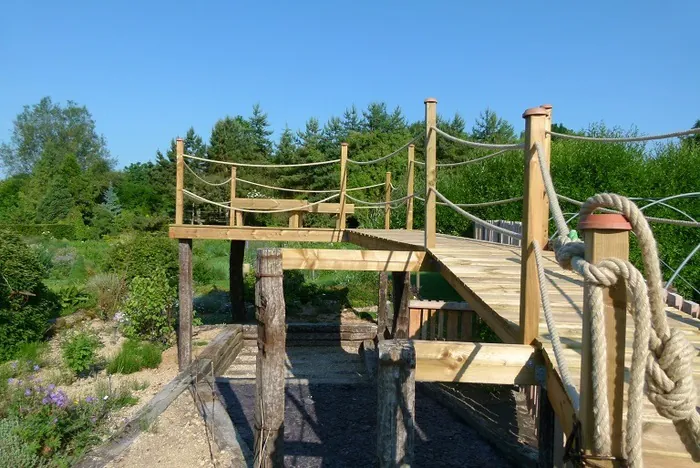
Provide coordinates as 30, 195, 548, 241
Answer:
348, 229, 700, 467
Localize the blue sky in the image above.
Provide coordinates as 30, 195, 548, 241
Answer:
1, 0, 698, 169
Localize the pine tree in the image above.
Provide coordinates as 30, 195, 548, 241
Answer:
342, 105, 362, 134
471, 109, 516, 143
103, 183, 122, 216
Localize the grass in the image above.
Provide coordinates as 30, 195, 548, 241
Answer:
107, 340, 163, 375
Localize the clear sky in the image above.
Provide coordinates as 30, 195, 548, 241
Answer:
1, 0, 698, 169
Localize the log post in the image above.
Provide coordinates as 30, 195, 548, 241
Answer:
518, 106, 548, 345
254, 248, 286, 468
391, 272, 411, 338
384, 171, 392, 230
424, 98, 437, 249
229, 240, 246, 322
377, 272, 389, 339
579, 214, 631, 465
337, 142, 349, 230
178, 239, 193, 370
229, 166, 237, 227
406, 144, 415, 230
541, 104, 553, 244
175, 138, 184, 225
377, 340, 415, 468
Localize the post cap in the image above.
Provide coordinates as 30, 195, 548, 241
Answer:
341, 142, 348, 146
408, 144, 415, 148
579, 214, 632, 231
424, 97, 438, 103
176, 137, 184, 141
540, 104, 553, 110
522, 107, 548, 118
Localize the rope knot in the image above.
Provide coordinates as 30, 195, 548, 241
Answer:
553, 236, 585, 270
646, 328, 699, 422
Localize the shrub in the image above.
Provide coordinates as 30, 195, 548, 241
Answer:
122, 270, 175, 343
193, 257, 217, 284
61, 331, 102, 375
0, 418, 47, 467
0, 230, 60, 361
107, 340, 162, 374
109, 234, 178, 283
86, 273, 126, 320
0, 223, 76, 240
57, 285, 93, 316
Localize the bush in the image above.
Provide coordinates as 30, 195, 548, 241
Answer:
109, 234, 178, 283
122, 270, 175, 343
107, 340, 162, 374
86, 273, 126, 320
0, 418, 47, 467
193, 257, 218, 284
61, 331, 102, 375
0, 224, 76, 240
0, 230, 60, 361
57, 285, 93, 316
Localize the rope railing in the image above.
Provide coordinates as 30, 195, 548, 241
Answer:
346, 134, 422, 165
183, 153, 341, 168
415, 195, 523, 208
184, 161, 232, 186
183, 189, 340, 213
431, 126, 525, 150
414, 148, 515, 167
346, 193, 414, 208
236, 177, 384, 194
547, 127, 700, 143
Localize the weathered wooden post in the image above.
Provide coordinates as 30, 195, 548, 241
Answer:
175, 138, 184, 225
229, 240, 246, 322
178, 238, 193, 370
337, 142, 349, 230
541, 104, 553, 243
518, 107, 548, 345
254, 248, 286, 468
384, 171, 392, 230
579, 214, 631, 465
424, 98, 437, 249
377, 340, 416, 467
229, 166, 237, 227
406, 144, 415, 230
391, 272, 411, 338
378, 272, 389, 339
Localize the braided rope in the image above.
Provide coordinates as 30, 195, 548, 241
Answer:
346, 134, 422, 165
182, 153, 340, 168
547, 127, 700, 143
432, 126, 525, 150
415, 195, 523, 208
184, 161, 232, 186
235, 177, 385, 194
346, 193, 414, 207
183, 190, 340, 213
414, 148, 514, 167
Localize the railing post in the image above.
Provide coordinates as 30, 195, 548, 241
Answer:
579, 214, 631, 464
175, 138, 184, 225
337, 142, 349, 230
178, 238, 192, 370
424, 98, 437, 249
406, 144, 415, 230
541, 104, 553, 244
229, 166, 237, 227
384, 171, 392, 230
519, 106, 548, 345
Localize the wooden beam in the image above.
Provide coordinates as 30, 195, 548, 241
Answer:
345, 230, 427, 252
288, 212, 300, 228
230, 240, 246, 322
384, 171, 391, 230
178, 239, 193, 370
413, 341, 539, 385
175, 138, 184, 225
337, 142, 348, 230
169, 226, 346, 242
378, 272, 389, 339
229, 166, 237, 227
392, 272, 411, 338
229, 199, 309, 210
406, 144, 415, 230
310, 202, 355, 214
519, 106, 548, 345
424, 98, 437, 249
280, 249, 425, 272
538, 345, 576, 437
538, 387, 556, 468
409, 300, 471, 311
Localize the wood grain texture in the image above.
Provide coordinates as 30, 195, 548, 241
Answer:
406, 144, 415, 230
424, 99, 437, 248
280, 249, 425, 272
178, 239, 193, 370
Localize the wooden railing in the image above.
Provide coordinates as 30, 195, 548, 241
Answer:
407, 300, 475, 342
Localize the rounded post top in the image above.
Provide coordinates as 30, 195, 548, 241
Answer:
176, 137, 184, 142
522, 106, 548, 118
424, 97, 438, 104
540, 104, 553, 110
408, 143, 415, 148
579, 214, 632, 231
341, 142, 348, 146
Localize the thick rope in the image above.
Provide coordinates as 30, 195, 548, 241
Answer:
346, 193, 414, 207
414, 148, 515, 167
432, 126, 525, 150
183, 189, 340, 213
415, 195, 523, 208
183, 153, 340, 168
184, 161, 232, 186
235, 177, 385, 194
346, 134, 422, 165
547, 127, 700, 143
430, 188, 523, 240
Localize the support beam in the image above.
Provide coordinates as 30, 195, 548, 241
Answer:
230, 240, 246, 322
406, 144, 415, 230
229, 166, 237, 227
378, 273, 389, 339
337, 142, 348, 230
280, 249, 425, 272
384, 171, 392, 230
254, 248, 286, 468
175, 138, 184, 225
538, 387, 556, 468
170, 226, 346, 243
377, 340, 415, 468
391, 272, 411, 338
580, 214, 631, 464
424, 98, 437, 249
519, 106, 548, 345
178, 239, 193, 370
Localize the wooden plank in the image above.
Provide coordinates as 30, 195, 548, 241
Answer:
461, 310, 474, 341
409, 300, 471, 311
446, 311, 459, 341
413, 341, 539, 385
406, 144, 415, 230
170, 226, 346, 242
437, 310, 445, 340
424, 98, 437, 248
230, 240, 246, 322
345, 230, 427, 252
175, 138, 184, 225
408, 308, 422, 338
392, 271, 411, 338
378, 272, 389, 339
178, 239, 193, 370
541, 104, 552, 242
311, 202, 355, 214
420, 309, 428, 340
280, 249, 425, 272
288, 212, 300, 228
538, 386, 556, 468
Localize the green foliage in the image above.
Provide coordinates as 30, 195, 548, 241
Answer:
0, 231, 60, 360
109, 234, 178, 283
85, 273, 126, 320
61, 331, 102, 375
0, 418, 47, 467
122, 270, 175, 343
107, 340, 162, 374
56, 285, 93, 316
0, 224, 76, 240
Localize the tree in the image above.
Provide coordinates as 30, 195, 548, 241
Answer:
102, 183, 122, 217
471, 109, 516, 143
342, 105, 362, 134
37, 181, 74, 222
249, 104, 273, 158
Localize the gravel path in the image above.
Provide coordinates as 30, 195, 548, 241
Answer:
217, 381, 514, 467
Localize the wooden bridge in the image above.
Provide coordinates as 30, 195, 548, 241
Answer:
169, 100, 700, 467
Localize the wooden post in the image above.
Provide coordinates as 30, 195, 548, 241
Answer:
377, 340, 415, 467
424, 98, 437, 249
406, 144, 415, 230
384, 171, 392, 230
378, 272, 389, 339
518, 107, 548, 345
579, 214, 631, 464
391, 272, 411, 338
337, 142, 349, 230
178, 239, 193, 370
288, 212, 300, 228
229, 166, 237, 227
538, 387, 556, 468
230, 241, 246, 322
175, 138, 184, 225
254, 248, 286, 468
541, 104, 553, 244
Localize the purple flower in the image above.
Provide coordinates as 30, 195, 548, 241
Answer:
42, 396, 50, 405
47, 384, 56, 391
7, 378, 14, 384
10, 362, 17, 370
85, 396, 96, 403
33, 365, 40, 371
90, 416, 97, 423
24, 389, 31, 396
